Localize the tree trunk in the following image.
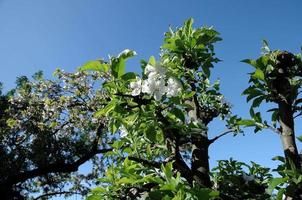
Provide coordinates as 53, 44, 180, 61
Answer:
278, 100, 301, 169
275, 71, 301, 170
187, 99, 212, 187
274, 52, 302, 200
191, 134, 211, 187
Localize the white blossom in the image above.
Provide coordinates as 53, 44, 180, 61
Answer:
129, 63, 181, 101
141, 79, 153, 94
118, 49, 137, 57
153, 78, 166, 101
91, 117, 98, 123
119, 125, 128, 138
142, 77, 166, 101
144, 64, 166, 79
141, 76, 157, 94
129, 78, 142, 96
166, 77, 182, 97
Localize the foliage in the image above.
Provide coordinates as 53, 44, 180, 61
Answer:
83, 19, 256, 200
2, 18, 302, 200
240, 41, 302, 132
241, 41, 302, 198
212, 158, 272, 200
0, 70, 112, 199
267, 156, 302, 199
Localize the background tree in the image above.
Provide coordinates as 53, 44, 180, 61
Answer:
242, 43, 302, 199
0, 70, 113, 199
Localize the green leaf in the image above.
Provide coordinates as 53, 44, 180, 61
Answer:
202, 65, 210, 77
242, 87, 263, 102
123, 113, 138, 126
252, 96, 264, 108
94, 99, 117, 117
252, 69, 265, 81
297, 135, 302, 142
111, 140, 124, 149
276, 188, 286, 200
111, 58, 126, 78
145, 126, 157, 142
162, 162, 173, 181
241, 59, 258, 68
111, 49, 137, 78
272, 156, 285, 163
260, 55, 269, 66
250, 107, 255, 118
116, 177, 136, 185
156, 130, 164, 143
237, 119, 256, 127
162, 37, 177, 51
190, 188, 219, 200
149, 56, 156, 66
268, 177, 288, 194
121, 72, 137, 81
86, 194, 101, 200
87, 187, 107, 200
253, 112, 262, 123
149, 190, 170, 199
170, 108, 185, 122
160, 183, 176, 191
184, 18, 194, 36
79, 60, 109, 72
271, 110, 279, 124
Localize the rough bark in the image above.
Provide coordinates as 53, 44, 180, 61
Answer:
278, 100, 301, 169
191, 134, 211, 187
274, 70, 301, 170
187, 98, 212, 188
273, 52, 302, 200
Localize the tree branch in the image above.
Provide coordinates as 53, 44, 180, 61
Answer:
155, 109, 193, 185
3, 147, 113, 186
128, 156, 161, 168
208, 129, 234, 145
266, 124, 281, 134
34, 191, 82, 200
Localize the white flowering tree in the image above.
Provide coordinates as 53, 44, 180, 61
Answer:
0, 70, 114, 199
84, 19, 272, 199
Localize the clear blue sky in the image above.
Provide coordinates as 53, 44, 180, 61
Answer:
1, 0, 302, 198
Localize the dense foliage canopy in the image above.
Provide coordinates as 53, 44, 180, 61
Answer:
0, 70, 113, 199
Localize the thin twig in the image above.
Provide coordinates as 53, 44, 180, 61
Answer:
266, 124, 281, 134
208, 129, 234, 145
34, 191, 82, 200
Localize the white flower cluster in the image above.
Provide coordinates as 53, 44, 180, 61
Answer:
129, 64, 182, 101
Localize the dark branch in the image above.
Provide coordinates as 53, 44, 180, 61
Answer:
34, 191, 82, 200
3, 147, 113, 186
128, 156, 161, 168
209, 129, 234, 145
294, 111, 302, 119
155, 109, 193, 185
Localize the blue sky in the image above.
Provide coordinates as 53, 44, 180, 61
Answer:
1, 0, 302, 198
